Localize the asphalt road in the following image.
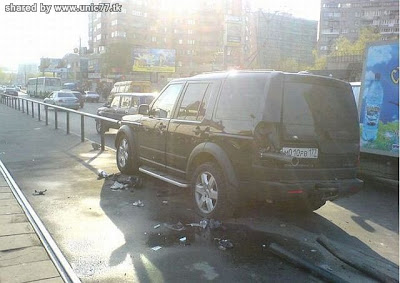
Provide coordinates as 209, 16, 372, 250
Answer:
1, 97, 398, 282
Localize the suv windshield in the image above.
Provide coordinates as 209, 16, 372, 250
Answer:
282, 79, 359, 141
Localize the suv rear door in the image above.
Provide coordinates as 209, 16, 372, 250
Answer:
281, 75, 359, 170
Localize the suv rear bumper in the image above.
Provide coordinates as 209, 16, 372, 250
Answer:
244, 178, 363, 202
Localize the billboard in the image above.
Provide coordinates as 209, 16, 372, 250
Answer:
132, 48, 176, 73
40, 58, 65, 73
359, 41, 399, 156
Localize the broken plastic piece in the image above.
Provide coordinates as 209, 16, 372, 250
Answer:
179, 237, 187, 243
110, 181, 125, 190
217, 239, 234, 250
92, 143, 101, 150
162, 200, 168, 205
132, 200, 144, 207
200, 219, 209, 229
33, 189, 47, 196
154, 224, 161, 229
151, 246, 162, 251
164, 222, 185, 231
98, 170, 108, 179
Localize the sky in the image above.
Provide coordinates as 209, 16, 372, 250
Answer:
0, 0, 321, 71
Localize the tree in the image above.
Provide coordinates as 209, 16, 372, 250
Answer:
101, 42, 131, 75
331, 27, 381, 56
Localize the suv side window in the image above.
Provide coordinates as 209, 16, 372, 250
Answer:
150, 84, 183, 118
111, 95, 121, 108
216, 74, 266, 121
120, 96, 131, 108
177, 83, 211, 121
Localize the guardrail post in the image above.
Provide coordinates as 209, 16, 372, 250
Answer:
11, 97, 14, 109
101, 123, 105, 151
26, 100, 29, 115
22, 99, 25, 113
55, 108, 58, 129
38, 104, 41, 121
31, 101, 34, 118
66, 112, 70, 134
81, 115, 85, 142
18, 98, 20, 111
45, 106, 48, 125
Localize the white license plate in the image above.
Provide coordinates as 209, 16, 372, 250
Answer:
282, 147, 318, 159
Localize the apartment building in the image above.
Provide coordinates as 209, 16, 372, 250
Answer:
318, 0, 399, 55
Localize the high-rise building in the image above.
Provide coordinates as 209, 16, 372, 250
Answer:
87, 0, 250, 85
318, 0, 399, 55
252, 11, 318, 70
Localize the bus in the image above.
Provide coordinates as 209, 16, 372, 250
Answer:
27, 77, 62, 98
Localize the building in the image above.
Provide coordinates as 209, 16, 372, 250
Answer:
87, 0, 251, 88
17, 64, 38, 85
318, 0, 399, 55
252, 11, 318, 70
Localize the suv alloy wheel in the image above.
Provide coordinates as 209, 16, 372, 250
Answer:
191, 162, 234, 218
116, 135, 138, 174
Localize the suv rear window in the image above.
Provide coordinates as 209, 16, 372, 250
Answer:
216, 73, 267, 121
282, 80, 359, 141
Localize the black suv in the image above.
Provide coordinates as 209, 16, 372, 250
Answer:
96, 93, 155, 133
115, 71, 363, 218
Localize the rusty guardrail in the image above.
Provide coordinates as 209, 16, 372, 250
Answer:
1, 94, 119, 151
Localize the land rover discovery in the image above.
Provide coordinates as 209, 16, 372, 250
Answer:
115, 71, 363, 218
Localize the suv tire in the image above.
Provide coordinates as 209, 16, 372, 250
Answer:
116, 134, 138, 174
191, 162, 235, 219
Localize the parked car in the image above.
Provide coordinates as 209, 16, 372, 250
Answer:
71, 90, 85, 108
95, 93, 156, 133
44, 90, 80, 110
115, 71, 364, 218
84, 91, 100, 102
5, 87, 18, 96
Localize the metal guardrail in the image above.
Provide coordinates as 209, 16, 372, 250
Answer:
1, 94, 120, 151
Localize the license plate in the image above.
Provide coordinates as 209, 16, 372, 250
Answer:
282, 147, 318, 159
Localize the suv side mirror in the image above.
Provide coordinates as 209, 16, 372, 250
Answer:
138, 104, 149, 115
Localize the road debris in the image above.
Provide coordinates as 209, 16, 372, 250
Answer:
151, 246, 162, 251
164, 222, 185, 231
98, 170, 109, 179
33, 189, 47, 196
92, 142, 101, 150
162, 200, 168, 205
132, 200, 144, 207
269, 243, 347, 283
110, 181, 125, 191
154, 224, 161, 229
215, 239, 234, 251
186, 219, 222, 230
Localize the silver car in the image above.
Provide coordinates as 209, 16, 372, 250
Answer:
44, 91, 80, 110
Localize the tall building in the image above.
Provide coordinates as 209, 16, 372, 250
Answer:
252, 11, 318, 70
87, 0, 251, 87
318, 0, 399, 55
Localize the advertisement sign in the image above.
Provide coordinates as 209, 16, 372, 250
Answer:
40, 58, 65, 73
225, 23, 241, 46
359, 41, 399, 156
132, 48, 176, 73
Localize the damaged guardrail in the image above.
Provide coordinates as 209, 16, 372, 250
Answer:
1, 94, 119, 151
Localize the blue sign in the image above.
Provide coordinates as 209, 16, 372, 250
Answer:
359, 41, 399, 156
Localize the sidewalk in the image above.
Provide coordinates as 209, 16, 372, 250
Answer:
0, 169, 63, 283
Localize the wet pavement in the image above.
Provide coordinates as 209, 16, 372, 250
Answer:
0, 102, 398, 282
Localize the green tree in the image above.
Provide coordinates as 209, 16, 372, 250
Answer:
306, 50, 327, 70
101, 42, 131, 75
331, 27, 381, 56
